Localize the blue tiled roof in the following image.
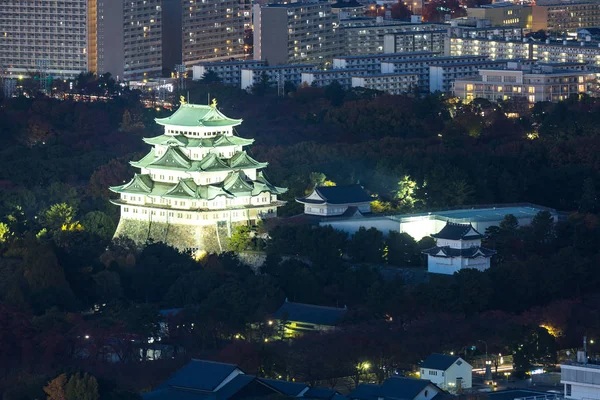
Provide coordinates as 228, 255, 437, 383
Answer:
273, 301, 348, 326
259, 378, 308, 396
304, 387, 339, 399
159, 360, 239, 392
296, 184, 373, 205
143, 388, 214, 400
349, 377, 437, 400
420, 354, 462, 370
431, 222, 483, 240
215, 375, 256, 400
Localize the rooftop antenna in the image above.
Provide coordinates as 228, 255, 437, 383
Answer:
207, 92, 210, 105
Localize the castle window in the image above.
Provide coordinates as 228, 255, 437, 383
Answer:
124, 207, 129, 212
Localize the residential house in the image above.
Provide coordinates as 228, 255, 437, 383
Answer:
419, 353, 473, 391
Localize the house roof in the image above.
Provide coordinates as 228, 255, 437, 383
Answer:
420, 354, 463, 371
155, 103, 242, 128
259, 378, 308, 396
422, 246, 496, 259
296, 184, 374, 205
430, 222, 484, 240
215, 375, 258, 400
349, 377, 438, 400
304, 387, 340, 399
158, 359, 240, 392
273, 301, 348, 326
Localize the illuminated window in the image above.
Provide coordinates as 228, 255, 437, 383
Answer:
497, 86, 503, 92
528, 95, 535, 103
528, 86, 535, 93
466, 84, 473, 91
578, 85, 585, 92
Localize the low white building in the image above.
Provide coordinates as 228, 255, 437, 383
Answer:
561, 349, 600, 400
192, 60, 267, 85
352, 73, 419, 94
332, 51, 439, 72
420, 353, 473, 392
301, 68, 368, 88
240, 64, 315, 90
422, 222, 495, 275
296, 184, 374, 217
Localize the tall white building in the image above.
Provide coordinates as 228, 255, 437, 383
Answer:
0, 0, 89, 78
110, 101, 287, 252
253, 2, 343, 66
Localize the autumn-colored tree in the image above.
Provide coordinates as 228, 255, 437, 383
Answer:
86, 159, 131, 200
65, 373, 99, 400
44, 373, 67, 400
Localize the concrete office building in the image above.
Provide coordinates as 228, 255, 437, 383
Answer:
91, 0, 182, 80
0, 0, 89, 78
192, 60, 266, 85
351, 73, 419, 94
453, 62, 593, 103
253, 2, 342, 66
182, 0, 250, 66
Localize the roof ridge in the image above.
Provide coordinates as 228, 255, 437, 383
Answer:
286, 301, 348, 310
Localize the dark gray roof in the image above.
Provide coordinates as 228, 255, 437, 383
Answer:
215, 375, 255, 400
422, 246, 496, 259
296, 184, 373, 205
143, 388, 213, 400
305, 387, 340, 399
259, 378, 308, 396
159, 359, 239, 392
488, 390, 554, 400
349, 377, 438, 400
273, 301, 348, 326
420, 354, 461, 370
431, 222, 484, 240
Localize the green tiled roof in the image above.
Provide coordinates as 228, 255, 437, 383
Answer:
229, 151, 268, 169
142, 134, 254, 148
223, 171, 254, 195
148, 147, 192, 170
155, 104, 242, 128
110, 171, 286, 200
110, 174, 154, 194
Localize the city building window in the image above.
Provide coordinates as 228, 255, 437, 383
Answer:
566, 384, 571, 396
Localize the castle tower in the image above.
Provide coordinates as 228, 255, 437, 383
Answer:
110, 100, 287, 252
422, 222, 496, 275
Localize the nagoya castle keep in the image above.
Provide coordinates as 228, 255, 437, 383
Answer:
110, 99, 287, 252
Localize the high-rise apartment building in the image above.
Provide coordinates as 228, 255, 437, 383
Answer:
182, 0, 251, 66
91, 0, 182, 81
253, 2, 343, 66
0, 0, 89, 78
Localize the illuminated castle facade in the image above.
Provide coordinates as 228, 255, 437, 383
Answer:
110, 100, 286, 251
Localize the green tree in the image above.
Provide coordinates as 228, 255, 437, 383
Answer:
65, 373, 99, 400
228, 225, 253, 252
386, 231, 421, 266
251, 72, 270, 96
324, 81, 346, 106
82, 211, 116, 239
348, 227, 385, 264
43, 203, 76, 231
199, 70, 223, 84
0, 222, 11, 243
579, 178, 598, 214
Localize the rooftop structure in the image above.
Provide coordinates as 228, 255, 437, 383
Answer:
110, 101, 287, 252
422, 222, 496, 275
466, 3, 532, 29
